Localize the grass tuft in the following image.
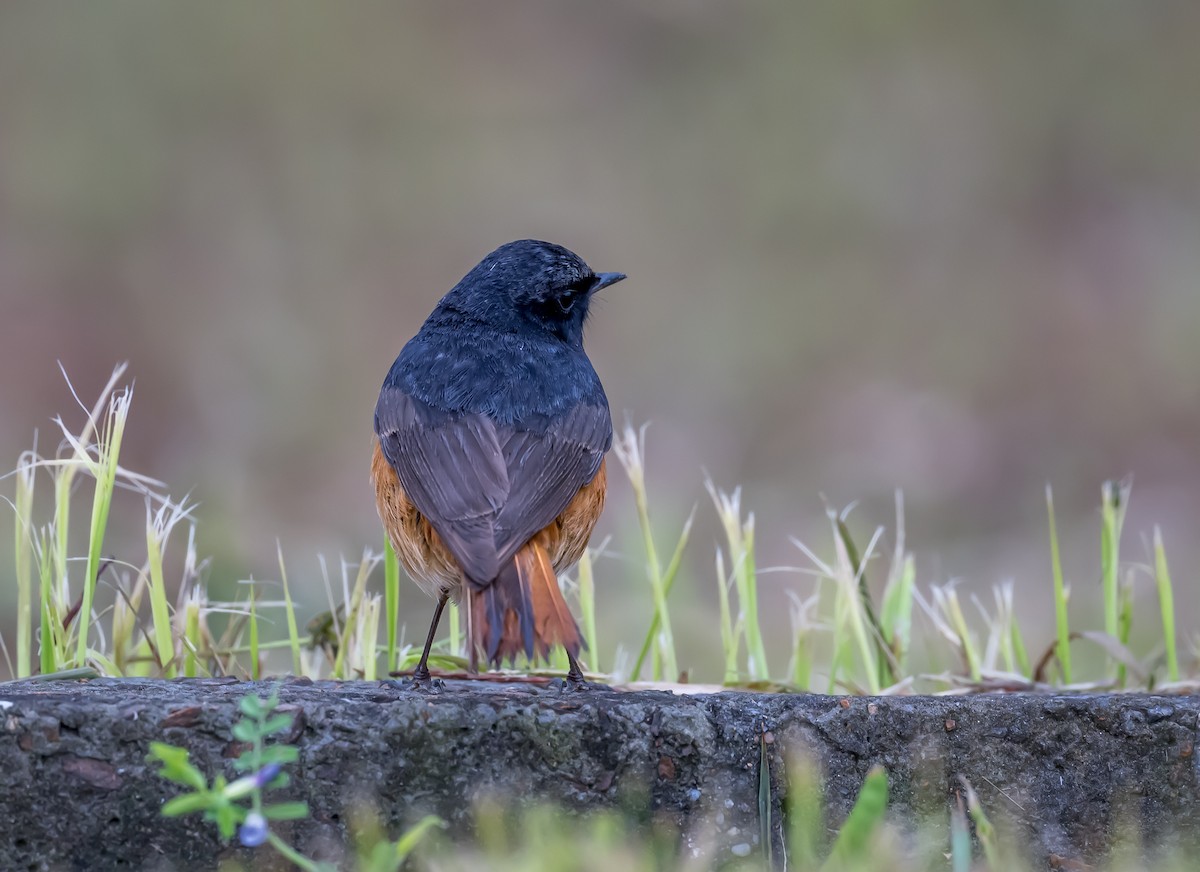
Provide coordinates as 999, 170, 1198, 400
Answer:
1153, 526, 1179, 685
614, 422, 688, 682
3, 365, 1197, 700
1045, 485, 1072, 685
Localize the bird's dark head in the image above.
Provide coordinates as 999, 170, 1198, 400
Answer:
440, 239, 626, 345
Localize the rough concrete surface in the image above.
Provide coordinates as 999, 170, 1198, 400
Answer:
0, 677, 1197, 870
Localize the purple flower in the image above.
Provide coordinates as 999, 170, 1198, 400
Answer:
253, 763, 282, 788
238, 811, 269, 847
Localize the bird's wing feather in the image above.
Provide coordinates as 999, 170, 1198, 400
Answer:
375, 387, 509, 584
375, 387, 610, 587
492, 402, 610, 561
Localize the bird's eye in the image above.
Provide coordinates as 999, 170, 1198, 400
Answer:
554, 275, 593, 314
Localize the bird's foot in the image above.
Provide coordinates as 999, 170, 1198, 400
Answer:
380, 671, 444, 694
557, 672, 603, 693
410, 675, 445, 693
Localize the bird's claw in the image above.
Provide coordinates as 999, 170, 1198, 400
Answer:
380, 675, 444, 694
410, 675, 445, 693
557, 674, 601, 694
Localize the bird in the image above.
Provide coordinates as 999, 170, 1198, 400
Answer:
371, 239, 625, 686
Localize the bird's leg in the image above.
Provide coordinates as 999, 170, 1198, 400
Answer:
563, 650, 599, 691
407, 591, 449, 689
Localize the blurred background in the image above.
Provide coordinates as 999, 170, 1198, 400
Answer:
3, 2, 1199, 681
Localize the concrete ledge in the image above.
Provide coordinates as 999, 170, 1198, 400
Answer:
1, 677, 1197, 870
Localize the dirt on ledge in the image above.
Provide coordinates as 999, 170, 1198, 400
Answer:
1, 677, 1196, 870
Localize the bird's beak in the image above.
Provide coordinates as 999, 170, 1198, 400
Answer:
591, 272, 627, 293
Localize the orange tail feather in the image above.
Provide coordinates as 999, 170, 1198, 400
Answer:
467, 538, 583, 671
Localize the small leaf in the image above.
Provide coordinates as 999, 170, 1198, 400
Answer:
263, 801, 310, 821
238, 695, 266, 719
231, 720, 259, 743
269, 772, 291, 790
147, 742, 189, 766
147, 742, 208, 791
212, 802, 243, 841
161, 793, 214, 817
260, 714, 293, 736
260, 744, 299, 765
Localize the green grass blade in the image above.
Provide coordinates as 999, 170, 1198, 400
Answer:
277, 543, 303, 676
959, 776, 998, 869
1100, 479, 1129, 685
828, 566, 852, 694
824, 765, 888, 869
387, 814, 445, 865
759, 728, 773, 867
447, 601, 460, 661
786, 751, 823, 869
715, 547, 738, 684
359, 595, 381, 681
615, 424, 679, 682
145, 503, 177, 678
829, 511, 881, 694
835, 515, 891, 688
879, 554, 915, 681
627, 507, 692, 682
332, 550, 377, 680
1153, 526, 1178, 684
52, 465, 74, 631
940, 587, 981, 682
88, 651, 122, 678
577, 546, 598, 670
264, 832, 326, 872
38, 529, 59, 675
949, 794, 971, 872
13, 452, 36, 678
25, 666, 100, 682
182, 593, 202, 678
707, 482, 769, 681
248, 585, 260, 680
77, 389, 131, 667
1118, 568, 1134, 688
726, 513, 761, 675
384, 536, 399, 674
878, 491, 914, 679
739, 516, 766, 680
1004, 582, 1031, 677
1045, 485, 1071, 685
789, 623, 812, 692
548, 621, 569, 674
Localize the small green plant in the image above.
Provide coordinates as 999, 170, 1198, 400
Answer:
148, 689, 320, 868
148, 689, 443, 871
